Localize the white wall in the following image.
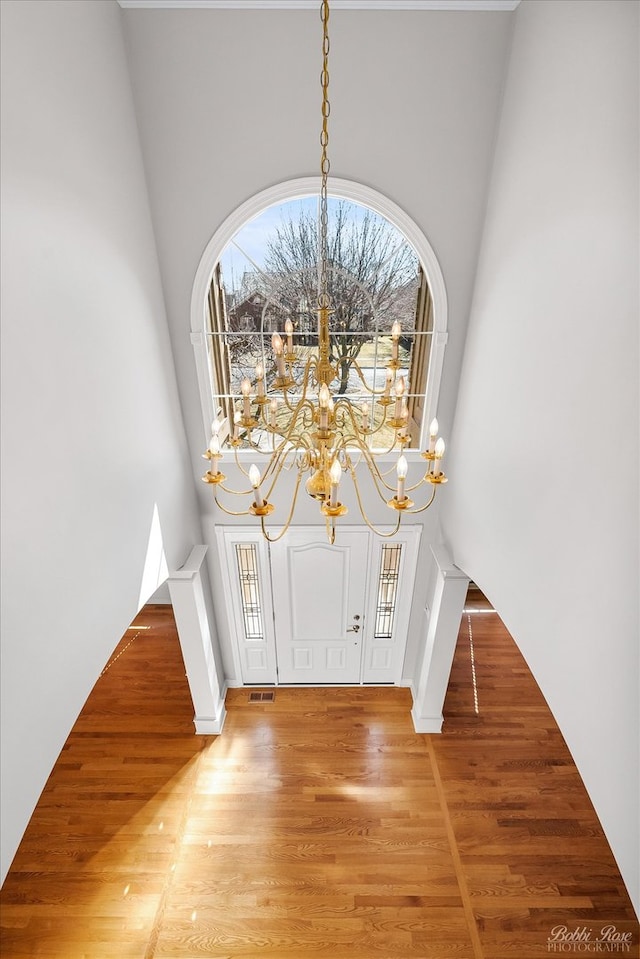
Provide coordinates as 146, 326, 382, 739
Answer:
121, 6, 512, 489
0, 0, 202, 883
121, 4, 513, 688
442, 0, 639, 912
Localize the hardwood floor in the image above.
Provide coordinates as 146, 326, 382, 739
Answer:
1, 597, 637, 958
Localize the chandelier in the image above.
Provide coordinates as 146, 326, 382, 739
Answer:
203, 0, 447, 544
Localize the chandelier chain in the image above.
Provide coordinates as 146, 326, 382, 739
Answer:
201, 0, 448, 544
319, 0, 331, 310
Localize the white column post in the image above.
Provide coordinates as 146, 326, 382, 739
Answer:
411, 544, 469, 733
168, 545, 226, 735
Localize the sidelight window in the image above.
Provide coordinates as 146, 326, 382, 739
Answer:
234, 544, 264, 642
374, 543, 403, 639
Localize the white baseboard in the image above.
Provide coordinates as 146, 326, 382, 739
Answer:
193, 703, 226, 734
410, 705, 443, 733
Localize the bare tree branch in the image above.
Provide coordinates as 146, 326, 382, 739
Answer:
260, 202, 419, 393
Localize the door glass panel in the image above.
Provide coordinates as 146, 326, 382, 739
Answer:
374, 544, 402, 639
234, 544, 263, 641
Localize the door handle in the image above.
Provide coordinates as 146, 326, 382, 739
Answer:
347, 624, 360, 633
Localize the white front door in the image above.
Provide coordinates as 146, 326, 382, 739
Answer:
270, 529, 369, 684
218, 525, 421, 687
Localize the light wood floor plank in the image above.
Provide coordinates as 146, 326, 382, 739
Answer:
1, 598, 637, 958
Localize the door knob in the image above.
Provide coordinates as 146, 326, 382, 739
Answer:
347, 624, 360, 633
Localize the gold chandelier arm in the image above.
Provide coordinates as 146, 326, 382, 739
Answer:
335, 400, 366, 441
260, 451, 285, 489
365, 417, 394, 444
264, 447, 298, 502
332, 438, 395, 501
273, 391, 316, 444
280, 388, 301, 414
290, 401, 317, 434
331, 433, 352, 460
401, 483, 438, 513
232, 443, 252, 478
258, 471, 305, 542
300, 355, 318, 390
358, 442, 397, 494
344, 357, 388, 396
246, 429, 268, 451
334, 404, 397, 465
376, 458, 399, 478
368, 405, 406, 445
259, 419, 312, 488
331, 396, 398, 451
338, 446, 398, 482
217, 480, 254, 496
261, 439, 309, 487
348, 465, 402, 537
348, 448, 395, 504
213, 491, 253, 517
405, 471, 435, 494
278, 357, 316, 415
272, 421, 313, 461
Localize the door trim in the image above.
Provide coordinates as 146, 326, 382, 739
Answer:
217, 525, 420, 687
362, 526, 422, 684
216, 527, 278, 684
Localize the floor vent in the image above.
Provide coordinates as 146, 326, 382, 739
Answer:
248, 691, 275, 703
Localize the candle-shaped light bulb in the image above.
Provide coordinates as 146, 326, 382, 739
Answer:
329, 458, 342, 508
269, 398, 278, 427
211, 418, 221, 436
319, 383, 330, 408
249, 464, 264, 507
391, 320, 401, 361
241, 377, 252, 419
428, 417, 439, 454
209, 434, 221, 475
284, 318, 294, 353
272, 332, 285, 377
233, 411, 241, 441
434, 437, 445, 475
360, 401, 370, 431
255, 362, 265, 397
399, 400, 408, 439
396, 454, 408, 502
394, 376, 405, 418
319, 383, 330, 429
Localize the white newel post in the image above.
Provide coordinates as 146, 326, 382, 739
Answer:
168, 545, 226, 735
411, 544, 469, 733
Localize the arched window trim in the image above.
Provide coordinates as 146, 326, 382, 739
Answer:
190, 176, 448, 454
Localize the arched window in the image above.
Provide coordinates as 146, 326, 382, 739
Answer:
191, 179, 447, 454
